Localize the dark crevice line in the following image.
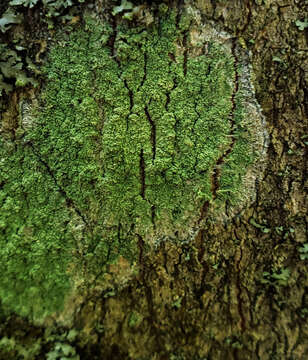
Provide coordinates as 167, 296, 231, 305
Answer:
199, 201, 209, 225
210, 0, 217, 18
151, 205, 156, 229
166, 73, 178, 110
145, 106, 156, 162
166, 92, 171, 109
199, 39, 239, 222
124, 80, 133, 112
239, 0, 252, 35
255, 340, 262, 360
137, 234, 145, 274
139, 149, 146, 199
175, 1, 190, 77
165, 86, 172, 111
206, 63, 212, 77
168, 52, 176, 63
197, 229, 205, 263
108, 17, 118, 62
175, 0, 182, 28
26, 143, 88, 225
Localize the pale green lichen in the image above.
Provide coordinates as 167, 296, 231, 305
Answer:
0, 8, 260, 320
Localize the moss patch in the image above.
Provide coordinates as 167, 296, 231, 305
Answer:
0, 8, 260, 320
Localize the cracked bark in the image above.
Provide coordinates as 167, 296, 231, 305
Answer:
139, 148, 146, 200
145, 106, 156, 162
26, 142, 88, 226
198, 41, 239, 224
86, 1, 307, 359
1, 1, 307, 359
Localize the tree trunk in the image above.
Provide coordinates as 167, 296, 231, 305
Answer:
0, 1, 307, 359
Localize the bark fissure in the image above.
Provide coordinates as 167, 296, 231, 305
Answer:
124, 79, 133, 113
175, 0, 183, 28
139, 148, 146, 199
151, 205, 156, 229
145, 106, 156, 162
109, 17, 118, 60
199, 201, 210, 225
166, 90, 171, 109
239, 0, 252, 35
26, 143, 88, 226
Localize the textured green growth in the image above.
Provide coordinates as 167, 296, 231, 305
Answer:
0, 10, 255, 319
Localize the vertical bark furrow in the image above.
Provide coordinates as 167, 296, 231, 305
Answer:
151, 205, 156, 228
124, 79, 133, 113
145, 106, 156, 162
109, 17, 118, 61
199, 200, 210, 224
139, 148, 146, 199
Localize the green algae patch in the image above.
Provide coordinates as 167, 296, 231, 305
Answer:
0, 7, 266, 321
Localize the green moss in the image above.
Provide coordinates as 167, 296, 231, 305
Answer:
128, 311, 143, 328
0, 9, 256, 319
0, 141, 73, 319
0, 336, 41, 360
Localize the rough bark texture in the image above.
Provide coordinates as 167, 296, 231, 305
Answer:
0, 0, 307, 359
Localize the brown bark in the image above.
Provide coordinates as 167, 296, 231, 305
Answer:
76, 1, 307, 359
1, 0, 307, 359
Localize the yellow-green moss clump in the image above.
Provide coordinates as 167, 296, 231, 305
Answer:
0, 9, 258, 320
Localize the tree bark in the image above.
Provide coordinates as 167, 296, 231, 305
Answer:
0, 1, 307, 359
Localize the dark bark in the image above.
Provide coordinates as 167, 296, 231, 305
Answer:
0, 1, 307, 359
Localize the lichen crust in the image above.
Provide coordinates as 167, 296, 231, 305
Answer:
0, 7, 267, 320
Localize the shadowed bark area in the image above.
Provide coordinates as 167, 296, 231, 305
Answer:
0, 0, 307, 359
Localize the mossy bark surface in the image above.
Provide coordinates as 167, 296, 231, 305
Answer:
0, 0, 307, 359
